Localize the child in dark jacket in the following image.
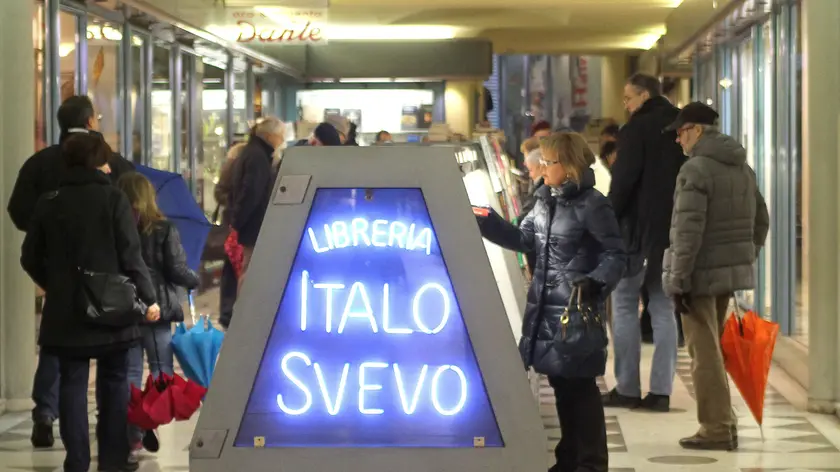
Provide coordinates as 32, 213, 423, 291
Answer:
116, 172, 200, 458
476, 132, 626, 472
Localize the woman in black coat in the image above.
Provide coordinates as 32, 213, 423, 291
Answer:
476, 132, 625, 472
117, 172, 200, 456
21, 134, 159, 472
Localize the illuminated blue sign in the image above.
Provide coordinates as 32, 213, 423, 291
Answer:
235, 188, 503, 448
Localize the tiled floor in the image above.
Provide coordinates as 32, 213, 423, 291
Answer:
1, 288, 839, 471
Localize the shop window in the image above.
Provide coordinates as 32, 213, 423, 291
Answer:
86, 18, 122, 152
761, 21, 774, 321
151, 43, 173, 171
180, 53, 192, 181
233, 71, 248, 137
198, 60, 228, 219
129, 34, 145, 163
58, 11, 78, 103
297, 89, 435, 145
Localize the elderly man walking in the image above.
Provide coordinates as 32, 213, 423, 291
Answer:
662, 102, 769, 451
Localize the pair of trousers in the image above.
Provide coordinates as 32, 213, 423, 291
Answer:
611, 268, 677, 396
32, 352, 59, 422
548, 376, 608, 472
127, 325, 175, 443
681, 294, 737, 438
58, 349, 130, 472
218, 257, 238, 329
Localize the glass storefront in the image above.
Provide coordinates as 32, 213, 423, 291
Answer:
37, 0, 292, 214
692, 0, 804, 346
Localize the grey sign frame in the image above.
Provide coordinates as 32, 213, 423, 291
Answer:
190, 145, 547, 472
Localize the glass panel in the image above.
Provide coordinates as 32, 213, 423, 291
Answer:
233, 71, 248, 137
180, 54, 191, 181
151, 43, 173, 171
58, 11, 78, 102
738, 38, 756, 309
34, 0, 46, 151
760, 20, 774, 320
86, 18, 122, 151
199, 60, 228, 219
233, 188, 503, 448
129, 34, 145, 163
793, 7, 806, 345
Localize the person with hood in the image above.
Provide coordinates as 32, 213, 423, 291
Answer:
604, 74, 686, 413
309, 122, 343, 146
7, 95, 136, 449
476, 132, 625, 472
229, 117, 286, 283
663, 102, 768, 451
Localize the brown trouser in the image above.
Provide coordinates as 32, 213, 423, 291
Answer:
681, 294, 737, 439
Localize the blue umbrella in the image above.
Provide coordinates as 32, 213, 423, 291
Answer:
135, 165, 211, 270
172, 295, 225, 388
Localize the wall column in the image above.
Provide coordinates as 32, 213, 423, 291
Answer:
444, 80, 478, 139
0, 0, 37, 413
802, 0, 840, 414
600, 54, 629, 123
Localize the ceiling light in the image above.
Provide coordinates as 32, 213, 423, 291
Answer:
719, 78, 733, 88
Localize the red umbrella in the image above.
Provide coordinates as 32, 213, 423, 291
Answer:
128, 372, 207, 429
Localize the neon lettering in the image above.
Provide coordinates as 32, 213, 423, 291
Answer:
300, 270, 309, 331
351, 218, 371, 247
277, 358, 469, 416
412, 283, 451, 334
387, 221, 409, 248
307, 218, 433, 254
337, 282, 379, 334
313, 282, 345, 333
382, 283, 413, 334
393, 363, 427, 414
331, 221, 351, 249
371, 219, 388, 247
307, 228, 329, 253
431, 365, 467, 416
358, 362, 388, 415
314, 363, 350, 415
276, 352, 313, 415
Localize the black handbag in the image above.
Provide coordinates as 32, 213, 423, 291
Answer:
76, 268, 146, 327
202, 204, 229, 262
551, 286, 609, 378
56, 189, 146, 327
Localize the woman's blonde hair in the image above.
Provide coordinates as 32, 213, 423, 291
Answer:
520, 136, 541, 155
116, 172, 165, 235
539, 132, 596, 184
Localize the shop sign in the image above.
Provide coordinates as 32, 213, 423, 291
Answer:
233, 187, 502, 448
227, 7, 327, 44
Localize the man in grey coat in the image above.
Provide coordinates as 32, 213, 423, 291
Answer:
662, 102, 770, 451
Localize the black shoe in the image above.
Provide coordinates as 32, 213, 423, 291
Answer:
679, 433, 736, 451
636, 393, 670, 412
142, 429, 160, 453
601, 388, 641, 408
31, 420, 54, 448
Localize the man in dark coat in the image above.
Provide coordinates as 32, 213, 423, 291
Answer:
6, 95, 136, 448
229, 117, 286, 280
604, 74, 686, 412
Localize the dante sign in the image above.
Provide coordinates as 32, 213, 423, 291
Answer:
235, 188, 503, 448
228, 8, 326, 44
